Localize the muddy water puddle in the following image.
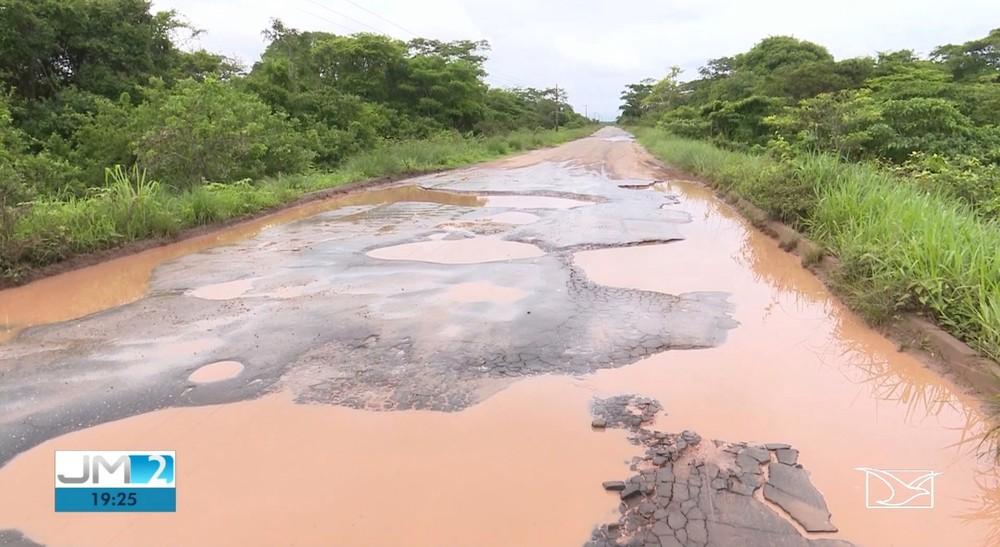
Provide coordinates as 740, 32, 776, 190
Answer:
188, 360, 245, 383
0, 186, 482, 342
0, 379, 635, 547
444, 281, 528, 303
482, 211, 541, 225
575, 179, 999, 547
484, 195, 591, 209
188, 278, 255, 300
367, 236, 545, 264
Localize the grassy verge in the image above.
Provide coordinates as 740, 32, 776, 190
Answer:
632, 126, 1000, 365
1, 126, 596, 284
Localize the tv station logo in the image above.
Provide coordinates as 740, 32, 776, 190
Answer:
55, 451, 175, 512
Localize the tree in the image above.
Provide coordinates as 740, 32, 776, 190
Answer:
932, 28, 1000, 81
618, 28, 1000, 171
764, 90, 888, 159
701, 95, 782, 144
642, 67, 684, 117
618, 79, 654, 121
407, 39, 490, 66
736, 36, 834, 73
131, 78, 315, 187
867, 63, 951, 99
0, 0, 186, 102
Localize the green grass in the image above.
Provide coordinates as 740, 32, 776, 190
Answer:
632, 126, 1000, 364
1, 126, 596, 283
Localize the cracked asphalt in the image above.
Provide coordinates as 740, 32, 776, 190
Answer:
0, 128, 734, 469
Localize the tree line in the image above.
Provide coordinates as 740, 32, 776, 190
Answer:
0, 0, 589, 207
620, 30, 1000, 218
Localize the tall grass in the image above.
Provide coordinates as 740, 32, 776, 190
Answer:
632, 127, 1000, 363
812, 171, 1000, 358
1, 126, 596, 283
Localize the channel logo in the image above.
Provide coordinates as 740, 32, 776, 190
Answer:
55, 451, 176, 512
855, 467, 940, 509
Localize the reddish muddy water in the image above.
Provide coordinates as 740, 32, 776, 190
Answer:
483, 195, 592, 209
481, 211, 541, 225
0, 381, 635, 547
443, 281, 529, 303
366, 236, 545, 264
187, 360, 245, 383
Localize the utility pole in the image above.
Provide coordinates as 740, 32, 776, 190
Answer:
584, 104, 588, 120
554, 83, 560, 131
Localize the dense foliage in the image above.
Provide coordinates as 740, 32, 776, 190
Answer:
0, 0, 591, 280
620, 31, 1000, 218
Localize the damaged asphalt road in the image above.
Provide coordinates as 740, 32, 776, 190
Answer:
0, 128, 868, 547
0, 129, 736, 468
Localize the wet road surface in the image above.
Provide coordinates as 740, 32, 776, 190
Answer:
0, 128, 997, 546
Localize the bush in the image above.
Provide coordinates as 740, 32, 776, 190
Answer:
67, 94, 138, 188
891, 153, 1000, 219
132, 78, 316, 188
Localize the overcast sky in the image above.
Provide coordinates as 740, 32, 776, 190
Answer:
152, 0, 1000, 121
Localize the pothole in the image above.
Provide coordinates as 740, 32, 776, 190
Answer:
188, 360, 245, 383
482, 211, 541, 225
485, 195, 591, 209
188, 279, 254, 300
435, 220, 510, 235
443, 282, 529, 303
366, 237, 545, 264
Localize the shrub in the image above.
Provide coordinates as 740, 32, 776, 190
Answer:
892, 153, 1000, 219
132, 78, 316, 188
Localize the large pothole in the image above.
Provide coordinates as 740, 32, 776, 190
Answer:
366, 236, 545, 264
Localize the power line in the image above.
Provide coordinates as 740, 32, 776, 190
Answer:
298, 8, 356, 34
337, 0, 418, 37
485, 67, 532, 88
489, 76, 528, 89
302, 0, 387, 34
486, 73, 527, 88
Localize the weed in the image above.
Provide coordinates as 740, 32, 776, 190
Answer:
800, 243, 825, 267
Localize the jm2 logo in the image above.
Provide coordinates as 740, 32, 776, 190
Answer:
55, 451, 175, 512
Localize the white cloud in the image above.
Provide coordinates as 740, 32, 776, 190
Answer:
153, 0, 1000, 120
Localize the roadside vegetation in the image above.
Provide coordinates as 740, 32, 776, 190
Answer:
621, 31, 1000, 366
0, 0, 593, 283
9, 127, 591, 275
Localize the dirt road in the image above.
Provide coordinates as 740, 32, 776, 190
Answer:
0, 128, 996, 546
